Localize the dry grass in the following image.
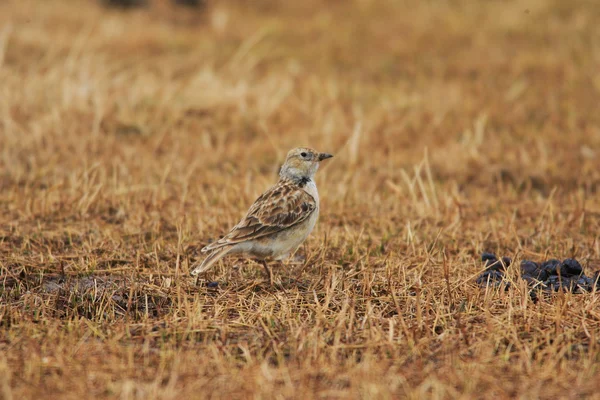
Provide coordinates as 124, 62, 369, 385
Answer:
1, 0, 600, 398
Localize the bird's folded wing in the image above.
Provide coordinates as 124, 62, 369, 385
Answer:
202, 181, 316, 252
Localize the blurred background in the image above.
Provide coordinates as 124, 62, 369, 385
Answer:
2, 0, 599, 200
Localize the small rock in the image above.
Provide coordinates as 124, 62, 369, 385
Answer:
591, 271, 600, 290
521, 260, 549, 281
174, 0, 205, 6
576, 276, 593, 290
102, 0, 148, 8
542, 259, 561, 275
482, 252, 497, 262
529, 289, 539, 303
561, 258, 582, 276
476, 270, 505, 287
521, 260, 540, 275
486, 260, 504, 271
481, 253, 509, 271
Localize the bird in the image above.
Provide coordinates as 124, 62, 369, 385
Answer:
190, 147, 333, 284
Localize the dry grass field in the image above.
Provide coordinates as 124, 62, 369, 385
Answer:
1, 0, 600, 398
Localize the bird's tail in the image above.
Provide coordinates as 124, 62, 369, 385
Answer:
190, 246, 232, 276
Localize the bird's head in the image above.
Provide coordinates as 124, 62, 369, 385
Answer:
279, 147, 333, 181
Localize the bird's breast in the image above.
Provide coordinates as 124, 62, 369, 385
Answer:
303, 180, 319, 208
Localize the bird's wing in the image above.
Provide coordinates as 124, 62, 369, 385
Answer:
202, 180, 317, 252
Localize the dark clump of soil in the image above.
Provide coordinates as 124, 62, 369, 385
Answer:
101, 0, 148, 8
475, 252, 512, 290
476, 253, 600, 299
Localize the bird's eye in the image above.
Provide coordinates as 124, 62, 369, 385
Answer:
300, 152, 307, 158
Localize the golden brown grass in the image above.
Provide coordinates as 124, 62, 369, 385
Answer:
1, 0, 600, 398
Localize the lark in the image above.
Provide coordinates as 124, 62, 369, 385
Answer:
190, 147, 333, 283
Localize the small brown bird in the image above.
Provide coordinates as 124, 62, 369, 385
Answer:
190, 147, 333, 283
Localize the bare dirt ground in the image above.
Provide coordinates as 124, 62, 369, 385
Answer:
1, 0, 600, 398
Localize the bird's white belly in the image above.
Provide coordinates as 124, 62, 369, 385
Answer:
270, 209, 318, 259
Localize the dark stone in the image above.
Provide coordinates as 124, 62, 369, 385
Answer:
542, 259, 561, 275
174, 0, 206, 6
476, 270, 504, 287
481, 253, 509, 271
576, 276, 593, 290
562, 277, 578, 291
486, 260, 504, 271
521, 260, 540, 276
522, 260, 550, 281
102, 0, 148, 8
529, 290, 539, 303
522, 275, 538, 284
561, 258, 583, 276
594, 272, 600, 289
481, 252, 497, 262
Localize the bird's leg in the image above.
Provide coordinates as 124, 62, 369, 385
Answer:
261, 260, 274, 286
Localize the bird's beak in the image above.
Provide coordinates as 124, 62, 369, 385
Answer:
318, 153, 333, 161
